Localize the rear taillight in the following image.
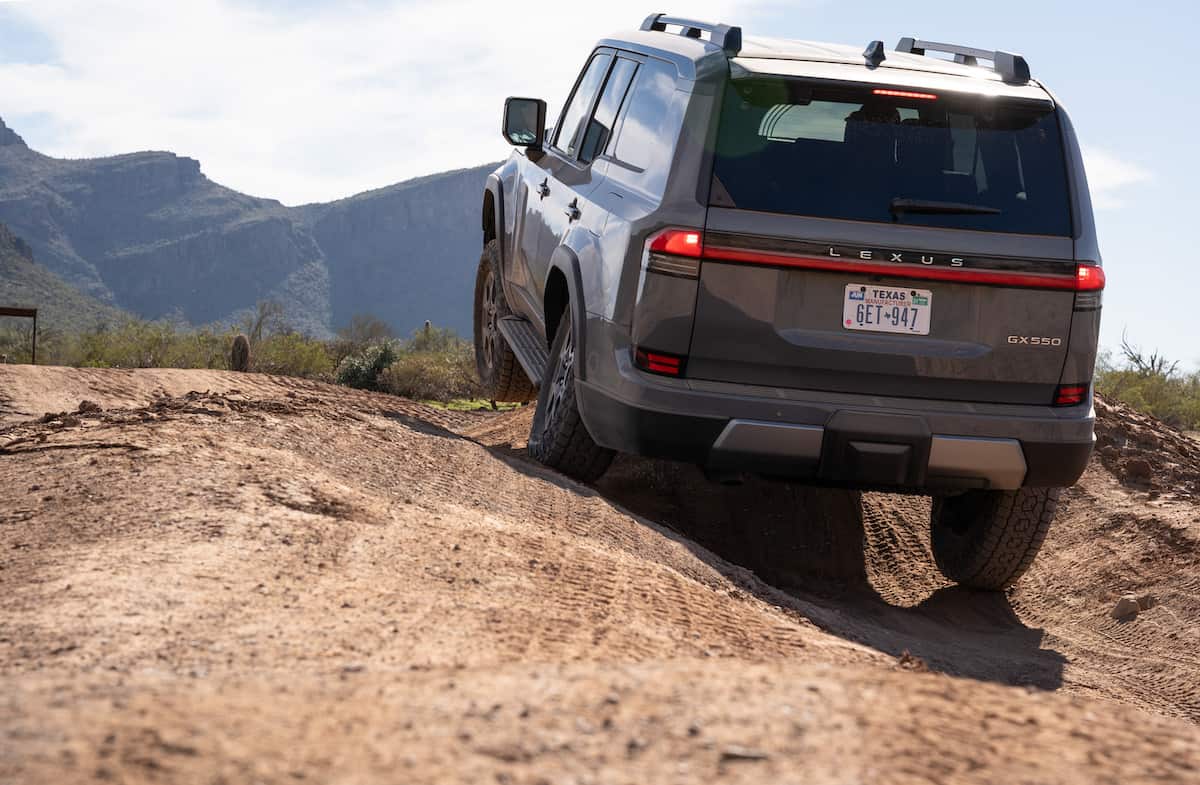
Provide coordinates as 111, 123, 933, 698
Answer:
1054, 384, 1089, 406
647, 228, 703, 258
1075, 263, 1105, 292
635, 348, 686, 377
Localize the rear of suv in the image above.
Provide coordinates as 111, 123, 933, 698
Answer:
475, 15, 1103, 590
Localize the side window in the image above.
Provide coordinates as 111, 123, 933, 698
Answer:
553, 52, 613, 158
610, 58, 680, 198
578, 58, 638, 164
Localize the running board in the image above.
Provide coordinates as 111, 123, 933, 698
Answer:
497, 316, 548, 386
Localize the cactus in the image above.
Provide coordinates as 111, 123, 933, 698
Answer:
231, 333, 251, 372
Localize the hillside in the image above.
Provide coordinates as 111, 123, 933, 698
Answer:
0, 116, 494, 338
0, 222, 126, 331
1, 366, 1198, 783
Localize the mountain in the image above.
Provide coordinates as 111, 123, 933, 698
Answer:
0, 221, 127, 332
0, 115, 495, 338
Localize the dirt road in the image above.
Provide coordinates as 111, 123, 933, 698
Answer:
1, 366, 1198, 783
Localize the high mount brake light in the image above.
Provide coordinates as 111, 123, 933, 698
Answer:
1075, 263, 1105, 292
872, 88, 938, 100
648, 228, 703, 258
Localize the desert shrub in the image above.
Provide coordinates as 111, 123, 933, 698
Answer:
1097, 368, 1200, 430
0, 322, 35, 363
378, 348, 483, 402
331, 314, 395, 366
373, 325, 484, 402
62, 320, 227, 369
335, 341, 398, 390
253, 332, 334, 378
406, 323, 465, 354
1096, 339, 1200, 430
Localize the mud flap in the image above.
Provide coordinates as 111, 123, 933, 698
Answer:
818, 411, 932, 487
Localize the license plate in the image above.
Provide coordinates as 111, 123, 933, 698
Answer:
843, 284, 932, 335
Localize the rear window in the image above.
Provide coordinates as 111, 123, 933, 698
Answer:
711, 79, 1072, 236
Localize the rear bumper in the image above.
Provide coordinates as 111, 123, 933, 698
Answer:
577, 318, 1094, 490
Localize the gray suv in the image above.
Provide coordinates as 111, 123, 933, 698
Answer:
475, 14, 1103, 589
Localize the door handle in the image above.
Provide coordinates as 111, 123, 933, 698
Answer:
564, 198, 581, 222
536, 178, 550, 199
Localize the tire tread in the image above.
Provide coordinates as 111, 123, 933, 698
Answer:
931, 487, 1059, 590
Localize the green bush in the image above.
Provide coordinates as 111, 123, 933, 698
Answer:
378, 348, 484, 402
1097, 368, 1200, 430
331, 314, 395, 366
2, 312, 334, 381
1096, 340, 1200, 430
335, 341, 398, 390
253, 332, 334, 379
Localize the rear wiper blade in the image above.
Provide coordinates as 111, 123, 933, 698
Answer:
889, 198, 1002, 217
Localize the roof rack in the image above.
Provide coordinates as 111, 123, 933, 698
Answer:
640, 13, 742, 56
895, 37, 1031, 84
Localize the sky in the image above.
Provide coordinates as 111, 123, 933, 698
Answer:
0, 0, 1194, 365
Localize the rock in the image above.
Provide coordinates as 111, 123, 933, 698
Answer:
1111, 594, 1141, 620
77, 400, 102, 414
1136, 594, 1157, 611
720, 746, 770, 763
1122, 458, 1154, 484
895, 650, 930, 672
0, 116, 25, 147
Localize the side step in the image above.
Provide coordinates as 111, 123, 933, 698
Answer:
497, 316, 549, 386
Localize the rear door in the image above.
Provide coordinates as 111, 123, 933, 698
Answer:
691, 77, 1080, 405
527, 51, 638, 310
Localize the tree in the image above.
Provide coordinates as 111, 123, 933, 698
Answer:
1120, 330, 1179, 379
240, 300, 285, 345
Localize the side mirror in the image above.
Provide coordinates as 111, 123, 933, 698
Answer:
502, 97, 546, 149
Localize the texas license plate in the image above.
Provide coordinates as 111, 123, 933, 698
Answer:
843, 284, 932, 335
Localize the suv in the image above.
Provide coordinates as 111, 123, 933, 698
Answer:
474, 14, 1103, 590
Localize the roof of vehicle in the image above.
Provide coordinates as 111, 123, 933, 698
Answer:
600, 23, 1052, 103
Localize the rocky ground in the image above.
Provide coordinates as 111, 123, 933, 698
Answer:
1, 366, 1198, 784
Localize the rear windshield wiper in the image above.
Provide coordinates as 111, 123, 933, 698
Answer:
889, 198, 1002, 218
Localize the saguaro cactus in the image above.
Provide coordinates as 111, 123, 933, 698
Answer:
231, 333, 251, 372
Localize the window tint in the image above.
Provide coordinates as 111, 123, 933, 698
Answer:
578, 58, 638, 164
553, 53, 612, 157
610, 58, 679, 197
712, 79, 1072, 236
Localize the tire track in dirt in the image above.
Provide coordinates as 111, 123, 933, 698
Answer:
2, 367, 1198, 784
466, 398, 1200, 721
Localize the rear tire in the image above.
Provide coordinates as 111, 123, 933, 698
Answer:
930, 487, 1060, 590
474, 240, 536, 403
527, 308, 614, 482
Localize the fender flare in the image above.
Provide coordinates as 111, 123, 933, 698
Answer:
547, 244, 589, 382
483, 174, 506, 267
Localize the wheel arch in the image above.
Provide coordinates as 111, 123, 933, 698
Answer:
483, 174, 505, 255
544, 245, 588, 382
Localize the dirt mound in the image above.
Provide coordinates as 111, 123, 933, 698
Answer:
1094, 393, 1200, 498
2, 367, 1199, 783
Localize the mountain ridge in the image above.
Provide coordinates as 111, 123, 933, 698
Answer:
0, 221, 128, 332
0, 115, 497, 338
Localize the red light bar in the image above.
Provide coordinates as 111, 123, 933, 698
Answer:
635, 348, 685, 377
1075, 263, 1105, 292
1054, 384, 1089, 406
648, 228, 703, 258
872, 88, 938, 100
703, 245, 1086, 291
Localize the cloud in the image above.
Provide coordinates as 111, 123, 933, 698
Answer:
1082, 148, 1152, 210
0, 1, 778, 204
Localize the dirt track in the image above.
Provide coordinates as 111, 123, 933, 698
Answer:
1, 366, 1198, 783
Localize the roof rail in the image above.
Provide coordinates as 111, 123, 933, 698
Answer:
895, 37, 1031, 84
640, 13, 742, 55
